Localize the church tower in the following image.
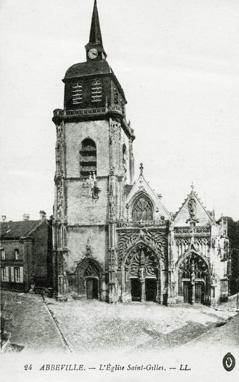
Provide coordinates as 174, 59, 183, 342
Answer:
52, 0, 135, 301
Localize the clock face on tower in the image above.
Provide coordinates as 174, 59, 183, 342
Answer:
88, 48, 98, 59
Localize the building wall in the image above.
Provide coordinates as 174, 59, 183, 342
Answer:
65, 120, 110, 178
32, 221, 52, 287
57, 114, 134, 298
66, 178, 108, 225
65, 225, 107, 274
227, 218, 239, 294
0, 220, 53, 291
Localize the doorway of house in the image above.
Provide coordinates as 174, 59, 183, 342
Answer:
131, 278, 141, 301
145, 278, 157, 301
86, 278, 98, 299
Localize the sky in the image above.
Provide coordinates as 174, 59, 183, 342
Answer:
0, 0, 239, 221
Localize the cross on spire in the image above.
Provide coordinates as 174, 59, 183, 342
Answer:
140, 163, 144, 176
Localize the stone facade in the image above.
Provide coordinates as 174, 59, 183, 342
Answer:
52, 0, 230, 305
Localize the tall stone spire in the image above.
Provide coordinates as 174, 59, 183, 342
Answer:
89, 0, 103, 45
85, 0, 107, 60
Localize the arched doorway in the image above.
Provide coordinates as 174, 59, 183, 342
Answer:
178, 252, 210, 305
76, 258, 102, 300
123, 243, 161, 303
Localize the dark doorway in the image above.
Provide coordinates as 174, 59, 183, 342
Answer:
86, 278, 98, 299
183, 281, 192, 303
131, 278, 141, 301
195, 282, 205, 304
145, 279, 157, 301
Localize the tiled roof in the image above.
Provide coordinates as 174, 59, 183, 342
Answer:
0, 220, 42, 239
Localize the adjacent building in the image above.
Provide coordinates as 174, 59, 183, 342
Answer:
226, 217, 239, 294
0, 212, 52, 292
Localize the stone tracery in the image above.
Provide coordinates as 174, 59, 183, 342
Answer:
132, 195, 153, 222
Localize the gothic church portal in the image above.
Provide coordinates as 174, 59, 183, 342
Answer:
52, 0, 229, 305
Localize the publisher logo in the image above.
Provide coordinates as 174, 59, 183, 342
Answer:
223, 353, 236, 372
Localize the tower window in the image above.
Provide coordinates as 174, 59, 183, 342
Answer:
72, 82, 83, 105
132, 195, 153, 222
80, 138, 97, 178
91, 79, 102, 103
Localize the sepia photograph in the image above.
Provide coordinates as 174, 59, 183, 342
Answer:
0, 0, 239, 381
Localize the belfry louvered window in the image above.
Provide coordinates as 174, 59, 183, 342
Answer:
91, 79, 102, 103
114, 87, 119, 104
72, 82, 83, 105
80, 138, 97, 178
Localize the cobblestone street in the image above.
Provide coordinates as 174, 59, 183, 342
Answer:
1, 291, 237, 354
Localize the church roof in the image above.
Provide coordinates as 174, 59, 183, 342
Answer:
173, 186, 215, 226
0, 220, 43, 239
64, 59, 111, 79
126, 164, 170, 220
64, 60, 127, 102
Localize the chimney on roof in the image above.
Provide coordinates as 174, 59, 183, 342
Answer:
23, 213, 30, 221
1, 215, 6, 222
39, 210, 47, 220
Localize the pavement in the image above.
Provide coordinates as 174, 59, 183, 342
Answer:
192, 309, 239, 347
1, 291, 68, 353
1, 291, 238, 354
44, 297, 237, 353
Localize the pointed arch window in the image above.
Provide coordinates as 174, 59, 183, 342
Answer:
132, 195, 153, 222
80, 138, 97, 178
